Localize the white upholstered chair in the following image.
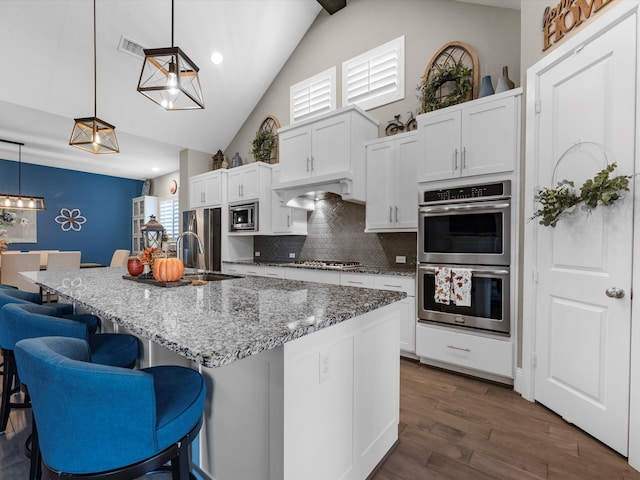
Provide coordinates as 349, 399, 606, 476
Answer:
110, 249, 130, 267
28, 250, 60, 269
46, 251, 81, 270
0, 252, 41, 293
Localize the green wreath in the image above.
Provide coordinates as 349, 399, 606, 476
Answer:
252, 129, 275, 163
418, 59, 472, 113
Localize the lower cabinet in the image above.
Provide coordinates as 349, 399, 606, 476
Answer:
416, 323, 513, 380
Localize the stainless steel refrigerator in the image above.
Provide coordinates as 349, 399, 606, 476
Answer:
182, 208, 221, 271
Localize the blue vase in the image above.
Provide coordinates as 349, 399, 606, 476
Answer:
230, 152, 243, 168
478, 75, 494, 98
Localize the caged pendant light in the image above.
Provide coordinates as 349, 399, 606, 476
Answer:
0, 139, 46, 211
137, 0, 204, 110
69, 0, 119, 154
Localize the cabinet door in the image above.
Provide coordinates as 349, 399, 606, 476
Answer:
203, 174, 222, 206
461, 95, 517, 177
272, 192, 293, 234
228, 169, 259, 203
279, 128, 312, 183
311, 114, 349, 177
189, 177, 206, 209
418, 110, 460, 182
393, 136, 419, 230
365, 143, 395, 231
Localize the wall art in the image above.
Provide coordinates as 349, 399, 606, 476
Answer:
55, 208, 87, 232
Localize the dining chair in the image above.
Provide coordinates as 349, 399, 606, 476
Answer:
0, 252, 40, 293
14, 336, 205, 480
45, 251, 81, 270
110, 249, 130, 267
28, 250, 59, 269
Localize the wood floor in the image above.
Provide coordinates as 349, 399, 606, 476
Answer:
1, 358, 639, 480
372, 359, 640, 480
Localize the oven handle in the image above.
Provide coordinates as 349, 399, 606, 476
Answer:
418, 265, 509, 276
419, 202, 510, 214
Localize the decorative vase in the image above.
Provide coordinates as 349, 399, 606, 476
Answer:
230, 152, 243, 168
495, 66, 515, 94
478, 75, 494, 98
503, 66, 515, 89
127, 256, 144, 276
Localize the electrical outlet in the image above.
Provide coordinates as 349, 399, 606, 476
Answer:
255, 251, 260, 257
395, 255, 406, 264
319, 351, 330, 382
289, 252, 296, 259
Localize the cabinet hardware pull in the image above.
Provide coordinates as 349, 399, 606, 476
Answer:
389, 207, 393, 222
311, 156, 315, 171
462, 147, 467, 169
453, 148, 458, 170
447, 345, 471, 352
395, 206, 398, 223
382, 284, 402, 288
287, 214, 291, 227
306, 157, 310, 172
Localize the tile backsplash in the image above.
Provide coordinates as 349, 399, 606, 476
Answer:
254, 194, 416, 270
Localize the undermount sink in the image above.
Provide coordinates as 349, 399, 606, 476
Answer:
183, 273, 241, 282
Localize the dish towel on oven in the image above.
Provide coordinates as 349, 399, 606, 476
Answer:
434, 266, 452, 305
451, 268, 472, 307
434, 267, 472, 306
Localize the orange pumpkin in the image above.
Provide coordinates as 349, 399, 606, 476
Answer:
153, 258, 185, 282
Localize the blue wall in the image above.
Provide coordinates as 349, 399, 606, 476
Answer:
0, 159, 142, 265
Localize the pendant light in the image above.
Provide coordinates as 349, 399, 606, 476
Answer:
69, 0, 119, 154
137, 0, 204, 110
0, 139, 46, 210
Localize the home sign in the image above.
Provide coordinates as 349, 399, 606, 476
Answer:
543, 0, 617, 51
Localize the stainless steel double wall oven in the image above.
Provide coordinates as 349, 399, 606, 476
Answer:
417, 180, 511, 335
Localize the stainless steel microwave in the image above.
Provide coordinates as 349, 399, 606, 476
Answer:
229, 202, 258, 232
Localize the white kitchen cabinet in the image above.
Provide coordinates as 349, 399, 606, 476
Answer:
189, 170, 225, 209
374, 276, 416, 354
271, 166, 307, 235
276, 106, 378, 204
227, 163, 271, 203
284, 267, 341, 285
417, 90, 521, 183
416, 323, 512, 380
365, 132, 418, 232
132, 195, 158, 254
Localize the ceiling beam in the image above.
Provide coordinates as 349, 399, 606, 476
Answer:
316, 0, 346, 15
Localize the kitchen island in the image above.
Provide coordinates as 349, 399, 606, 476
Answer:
22, 267, 406, 480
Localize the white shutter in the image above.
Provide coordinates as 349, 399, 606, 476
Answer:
159, 199, 179, 239
343, 36, 404, 111
290, 67, 336, 123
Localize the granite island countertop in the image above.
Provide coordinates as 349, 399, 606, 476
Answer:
22, 267, 406, 368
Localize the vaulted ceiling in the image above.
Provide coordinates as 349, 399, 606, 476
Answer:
0, 0, 519, 180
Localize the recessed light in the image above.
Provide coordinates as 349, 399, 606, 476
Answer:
210, 52, 224, 65
151, 166, 160, 172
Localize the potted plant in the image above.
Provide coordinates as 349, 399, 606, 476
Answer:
252, 129, 275, 163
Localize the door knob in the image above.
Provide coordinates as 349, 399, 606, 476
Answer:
605, 287, 625, 299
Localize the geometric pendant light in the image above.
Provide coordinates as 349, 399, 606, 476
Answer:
137, 0, 204, 110
0, 139, 46, 210
69, 0, 119, 154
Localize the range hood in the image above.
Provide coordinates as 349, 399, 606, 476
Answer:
273, 171, 362, 210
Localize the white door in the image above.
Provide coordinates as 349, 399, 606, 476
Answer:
417, 110, 460, 182
533, 13, 636, 455
394, 135, 419, 230
366, 142, 395, 230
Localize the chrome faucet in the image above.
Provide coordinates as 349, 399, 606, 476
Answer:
176, 231, 204, 263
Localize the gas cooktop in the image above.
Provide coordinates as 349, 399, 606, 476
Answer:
291, 260, 362, 270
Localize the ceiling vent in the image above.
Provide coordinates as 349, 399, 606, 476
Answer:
118, 35, 147, 59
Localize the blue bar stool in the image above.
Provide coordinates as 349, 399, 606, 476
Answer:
0, 292, 102, 434
15, 336, 205, 480
1, 303, 140, 480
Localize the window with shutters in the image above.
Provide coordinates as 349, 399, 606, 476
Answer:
342, 36, 405, 111
290, 67, 336, 124
159, 199, 180, 240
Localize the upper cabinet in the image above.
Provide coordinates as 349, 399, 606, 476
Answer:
365, 132, 419, 232
417, 89, 522, 183
227, 163, 272, 204
189, 170, 225, 209
276, 106, 379, 204
271, 166, 307, 235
